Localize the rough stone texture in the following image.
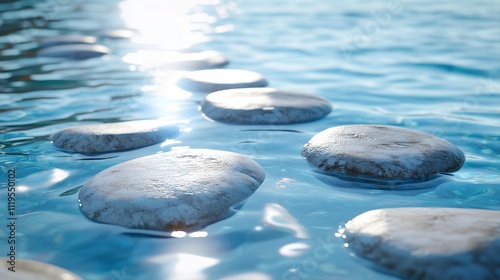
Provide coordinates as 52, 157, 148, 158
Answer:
176, 69, 268, 93
301, 125, 465, 182
342, 207, 500, 280
200, 88, 332, 124
38, 35, 97, 48
78, 149, 266, 231
51, 120, 179, 154
38, 44, 110, 59
0, 258, 82, 280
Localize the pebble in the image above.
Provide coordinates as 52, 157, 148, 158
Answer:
98, 29, 135, 40
123, 50, 228, 70
38, 44, 110, 60
38, 35, 97, 48
0, 258, 82, 280
78, 149, 266, 231
176, 69, 268, 93
201, 88, 332, 124
301, 125, 465, 182
51, 120, 179, 154
342, 207, 500, 280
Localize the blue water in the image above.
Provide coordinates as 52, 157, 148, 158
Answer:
1, 0, 499, 279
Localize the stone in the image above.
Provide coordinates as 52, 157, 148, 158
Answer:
38, 44, 110, 59
200, 88, 332, 124
0, 258, 82, 280
176, 69, 268, 93
51, 120, 179, 154
301, 125, 465, 182
78, 149, 266, 231
341, 207, 500, 280
98, 29, 135, 40
123, 50, 228, 70
38, 35, 97, 48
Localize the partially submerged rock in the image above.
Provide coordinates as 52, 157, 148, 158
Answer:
78, 149, 266, 231
342, 207, 500, 280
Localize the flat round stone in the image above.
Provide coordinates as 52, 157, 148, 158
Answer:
38, 35, 97, 48
98, 29, 134, 40
177, 69, 268, 93
0, 258, 82, 280
302, 125, 465, 182
342, 207, 500, 280
38, 44, 110, 59
51, 120, 179, 154
78, 149, 266, 231
123, 50, 228, 70
201, 88, 332, 124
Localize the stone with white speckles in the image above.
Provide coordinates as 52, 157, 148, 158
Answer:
38, 35, 97, 48
177, 69, 268, 93
78, 149, 265, 231
0, 258, 82, 280
38, 44, 110, 59
201, 88, 332, 124
51, 120, 179, 155
342, 207, 500, 280
301, 125, 465, 182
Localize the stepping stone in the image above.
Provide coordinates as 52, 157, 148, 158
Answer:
38, 35, 97, 48
51, 120, 179, 154
177, 69, 268, 93
38, 44, 110, 60
123, 50, 228, 70
0, 258, 82, 280
201, 88, 332, 124
98, 29, 134, 40
78, 149, 266, 231
302, 125, 465, 182
342, 207, 500, 280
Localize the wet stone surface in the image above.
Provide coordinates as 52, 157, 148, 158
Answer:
51, 120, 179, 154
176, 69, 268, 93
78, 149, 266, 232
342, 207, 500, 280
302, 125, 465, 182
201, 87, 332, 124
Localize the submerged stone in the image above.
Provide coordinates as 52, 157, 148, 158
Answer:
177, 69, 268, 93
51, 120, 179, 154
342, 207, 500, 280
38, 44, 110, 59
0, 258, 82, 280
38, 35, 97, 48
78, 149, 266, 231
201, 88, 332, 124
301, 125, 465, 182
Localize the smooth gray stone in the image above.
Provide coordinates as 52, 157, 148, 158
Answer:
79, 149, 266, 231
342, 207, 500, 280
38, 35, 97, 48
38, 44, 110, 60
302, 125, 465, 182
177, 69, 268, 93
0, 258, 82, 280
51, 120, 179, 154
98, 29, 134, 40
201, 88, 332, 124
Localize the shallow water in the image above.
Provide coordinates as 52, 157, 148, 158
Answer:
1, 0, 499, 279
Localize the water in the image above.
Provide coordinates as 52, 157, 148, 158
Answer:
1, 0, 499, 279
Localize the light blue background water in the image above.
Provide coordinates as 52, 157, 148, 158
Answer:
0, 0, 499, 279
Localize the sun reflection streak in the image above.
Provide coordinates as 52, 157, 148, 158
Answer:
119, 0, 215, 50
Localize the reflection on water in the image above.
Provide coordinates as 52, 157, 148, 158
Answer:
0, 0, 499, 279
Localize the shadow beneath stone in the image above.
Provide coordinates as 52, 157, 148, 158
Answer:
313, 171, 453, 194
